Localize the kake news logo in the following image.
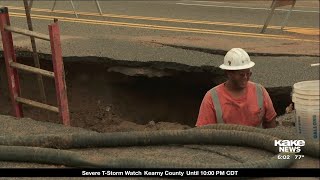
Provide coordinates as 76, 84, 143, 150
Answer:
274, 139, 305, 153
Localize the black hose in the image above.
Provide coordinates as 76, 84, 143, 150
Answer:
196, 124, 319, 158
0, 126, 308, 168
0, 125, 317, 158
0, 144, 294, 168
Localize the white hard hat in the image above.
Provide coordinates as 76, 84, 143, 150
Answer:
219, 48, 255, 70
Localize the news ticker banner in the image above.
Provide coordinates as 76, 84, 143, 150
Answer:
0, 168, 319, 177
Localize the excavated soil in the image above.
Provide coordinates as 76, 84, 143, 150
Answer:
0, 58, 318, 179
0, 57, 292, 132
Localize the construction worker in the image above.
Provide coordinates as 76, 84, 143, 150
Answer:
196, 48, 277, 128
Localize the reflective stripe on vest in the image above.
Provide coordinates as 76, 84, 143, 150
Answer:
255, 83, 264, 128
210, 83, 264, 127
211, 87, 224, 124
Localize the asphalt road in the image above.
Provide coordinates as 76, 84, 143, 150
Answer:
0, 0, 319, 87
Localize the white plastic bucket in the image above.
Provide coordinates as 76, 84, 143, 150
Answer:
292, 80, 320, 141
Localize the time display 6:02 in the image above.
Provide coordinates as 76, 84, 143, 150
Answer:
277, 154, 290, 159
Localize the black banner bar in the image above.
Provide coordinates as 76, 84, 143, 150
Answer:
0, 168, 319, 177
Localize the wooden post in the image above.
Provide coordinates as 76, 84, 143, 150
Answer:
48, 20, 70, 126
23, 0, 47, 104
0, 7, 23, 117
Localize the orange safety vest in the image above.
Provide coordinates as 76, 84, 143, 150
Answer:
210, 83, 264, 128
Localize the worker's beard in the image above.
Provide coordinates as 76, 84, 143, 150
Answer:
229, 79, 248, 90
238, 80, 248, 89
